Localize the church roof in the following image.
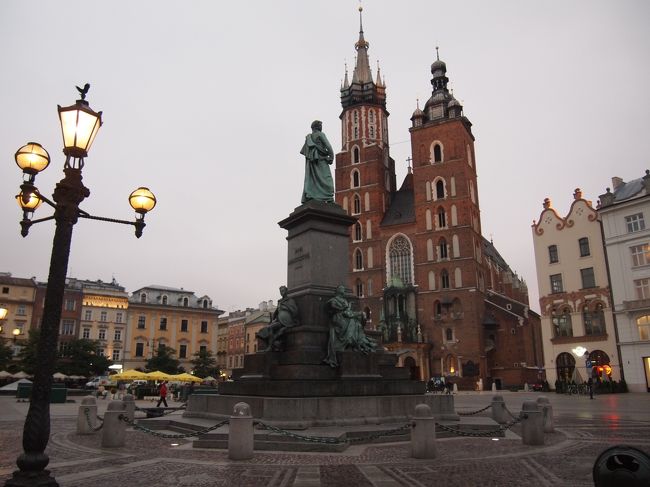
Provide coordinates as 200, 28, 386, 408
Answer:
381, 186, 415, 227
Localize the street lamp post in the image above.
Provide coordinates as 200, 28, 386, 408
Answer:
5, 85, 156, 487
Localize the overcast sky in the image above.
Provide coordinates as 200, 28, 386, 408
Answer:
1, 1, 648, 313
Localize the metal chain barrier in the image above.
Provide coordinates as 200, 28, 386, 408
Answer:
83, 407, 104, 432
503, 405, 520, 420
133, 405, 186, 417
457, 404, 492, 416
118, 414, 229, 439
348, 422, 413, 444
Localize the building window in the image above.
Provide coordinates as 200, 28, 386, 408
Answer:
179, 344, 187, 359
16, 304, 26, 316
548, 245, 558, 263
439, 238, 448, 259
445, 328, 453, 342
82, 328, 91, 339
552, 308, 573, 337
388, 235, 413, 284
201, 321, 208, 333
441, 270, 450, 289
160, 317, 167, 330
354, 248, 363, 270
84, 310, 92, 321
352, 170, 360, 188
64, 299, 75, 311
162, 295, 168, 305
437, 207, 446, 228
140, 293, 147, 303
100, 311, 107, 322
637, 315, 650, 340
556, 352, 575, 382
353, 194, 361, 215
355, 279, 363, 297
200, 345, 207, 354
578, 237, 590, 257
436, 180, 445, 199
135, 342, 144, 357
635, 278, 650, 300
353, 146, 360, 164
631, 244, 650, 267
354, 222, 362, 242
114, 329, 122, 341
61, 320, 74, 336
626, 213, 646, 233
112, 350, 121, 361
137, 316, 146, 329
183, 297, 189, 307
580, 267, 596, 289
550, 274, 564, 294
181, 319, 188, 332
98, 329, 106, 340
433, 143, 442, 163
202, 299, 209, 309
2, 287, 8, 294
116, 312, 123, 324
583, 303, 605, 335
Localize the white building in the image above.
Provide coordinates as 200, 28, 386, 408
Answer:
532, 189, 620, 386
599, 171, 650, 392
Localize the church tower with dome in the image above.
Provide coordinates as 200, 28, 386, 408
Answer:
334, 8, 543, 389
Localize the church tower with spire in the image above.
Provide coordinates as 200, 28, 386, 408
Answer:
334, 10, 542, 389
335, 6, 395, 326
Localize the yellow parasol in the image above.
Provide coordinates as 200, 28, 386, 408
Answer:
144, 370, 174, 381
170, 373, 203, 383
112, 369, 148, 380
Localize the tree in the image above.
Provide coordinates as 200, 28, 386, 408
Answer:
0, 340, 14, 371
145, 345, 180, 374
57, 339, 112, 377
16, 330, 111, 377
190, 349, 219, 378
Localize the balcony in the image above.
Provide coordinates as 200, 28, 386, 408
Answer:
623, 298, 650, 312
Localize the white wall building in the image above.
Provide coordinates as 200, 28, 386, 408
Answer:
532, 189, 620, 386
599, 171, 650, 392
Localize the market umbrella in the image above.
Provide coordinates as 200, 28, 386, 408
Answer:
52, 372, 68, 380
11, 371, 30, 379
113, 369, 148, 380
144, 370, 173, 381
202, 376, 216, 382
171, 373, 202, 383
0, 371, 12, 378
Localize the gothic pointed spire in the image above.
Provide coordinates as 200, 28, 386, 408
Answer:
352, 5, 372, 84
343, 62, 350, 89
376, 60, 384, 87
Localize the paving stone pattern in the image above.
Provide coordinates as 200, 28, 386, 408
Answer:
0, 393, 649, 486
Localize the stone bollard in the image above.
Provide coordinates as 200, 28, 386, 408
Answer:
77, 396, 98, 435
491, 395, 509, 425
453, 383, 458, 394
101, 400, 128, 448
520, 400, 544, 446
524, 382, 529, 392
123, 394, 135, 422
228, 402, 254, 460
491, 382, 497, 392
410, 404, 437, 459
536, 396, 554, 433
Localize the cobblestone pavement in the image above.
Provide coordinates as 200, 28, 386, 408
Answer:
0, 392, 649, 486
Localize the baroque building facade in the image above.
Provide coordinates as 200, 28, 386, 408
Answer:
334, 14, 542, 389
599, 171, 650, 392
532, 190, 620, 386
0, 273, 37, 355
125, 285, 223, 372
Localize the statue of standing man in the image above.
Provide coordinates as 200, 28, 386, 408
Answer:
300, 120, 334, 203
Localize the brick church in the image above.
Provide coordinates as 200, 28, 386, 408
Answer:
334, 11, 543, 390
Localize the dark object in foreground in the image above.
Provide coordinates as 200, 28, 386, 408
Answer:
593, 445, 650, 487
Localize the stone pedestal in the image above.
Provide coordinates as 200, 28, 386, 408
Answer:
195, 201, 434, 426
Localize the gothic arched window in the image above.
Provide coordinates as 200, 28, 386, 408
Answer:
353, 194, 361, 215
355, 279, 363, 297
354, 248, 363, 270
439, 238, 448, 259
388, 235, 413, 285
433, 143, 442, 163
351, 169, 360, 188
353, 146, 360, 164
438, 207, 447, 228
441, 270, 450, 289
354, 222, 362, 242
436, 180, 445, 199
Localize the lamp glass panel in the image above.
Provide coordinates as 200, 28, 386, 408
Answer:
129, 188, 156, 212
16, 191, 42, 210
15, 143, 50, 173
75, 110, 100, 151
0, 307, 7, 320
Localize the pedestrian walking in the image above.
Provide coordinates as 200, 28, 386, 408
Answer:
156, 381, 168, 407
587, 377, 594, 400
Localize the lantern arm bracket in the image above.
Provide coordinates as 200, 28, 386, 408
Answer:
77, 212, 146, 238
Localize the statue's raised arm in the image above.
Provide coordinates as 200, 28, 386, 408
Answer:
300, 120, 334, 204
